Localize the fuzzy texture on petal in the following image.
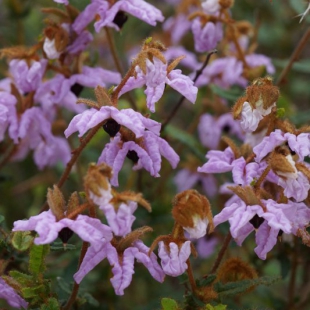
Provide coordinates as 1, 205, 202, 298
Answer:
158, 241, 191, 276
100, 201, 137, 237
88, 185, 113, 207
183, 216, 209, 239
0, 278, 28, 309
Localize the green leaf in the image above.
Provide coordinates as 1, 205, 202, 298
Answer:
215, 276, 281, 298
9, 270, 33, 286
40, 298, 60, 310
197, 274, 217, 287
22, 284, 45, 298
29, 244, 50, 277
56, 277, 72, 295
161, 298, 179, 310
206, 304, 227, 310
0, 214, 5, 224
11, 231, 34, 251
50, 242, 76, 251
165, 124, 206, 162
82, 293, 100, 307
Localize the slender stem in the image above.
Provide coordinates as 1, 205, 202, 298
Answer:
287, 236, 298, 310
161, 49, 217, 131
40, 122, 103, 213
62, 241, 89, 310
207, 232, 231, 276
66, 203, 89, 220
105, 27, 124, 76
277, 27, 310, 86
186, 258, 197, 292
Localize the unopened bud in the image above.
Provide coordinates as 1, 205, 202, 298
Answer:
172, 190, 214, 239
47, 185, 66, 220
84, 163, 113, 206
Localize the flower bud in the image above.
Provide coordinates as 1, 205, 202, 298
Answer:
172, 190, 214, 239
47, 185, 66, 220
84, 163, 113, 206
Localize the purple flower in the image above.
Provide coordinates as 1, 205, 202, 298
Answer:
198, 113, 244, 149
120, 57, 198, 112
201, 0, 221, 15
198, 147, 235, 174
0, 278, 28, 309
158, 241, 191, 276
74, 240, 165, 295
73, 0, 164, 34
9, 59, 47, 94
0, 91, 18, 143
191, 18, 223, 53
100, 201, 137, 237
16, 107, 71, 169
196, 235, 218, 258
65, 106, 160, 139
214, 198, 310, 259
98, 131, 180, 186
13, 210, 113, 250
232, 157, 261, 186
163, 15, 192, 44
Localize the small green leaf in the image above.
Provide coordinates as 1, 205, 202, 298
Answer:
29, 244, 50, 276
9, 270, 33, 286
0, 214, 5, 224
50, 242, 76, 251
11, 231, 34, 251
40, 298, 60, 310
197, 274, 217, 287
56, 277, 72, 294
82, 293, 100, 307
161, 298, 179, 310
22, 284, 45, 298
276, 108, 285, 118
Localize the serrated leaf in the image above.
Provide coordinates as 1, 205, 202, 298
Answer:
22, 284, 45, 298
40, 297, 60, 310
161, 298, 179, 310
29, 244, 49, 276
215, 276, 281, 297
165, 124, 205, 161
11, 231, 34, 251
9, 270, 33, 286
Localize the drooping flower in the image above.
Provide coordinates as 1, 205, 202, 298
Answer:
158, 240, 191, 276
119, 57, 198, 112
0, 278, 28, 309
98, 131, 179, 186
13, 210, 113, 250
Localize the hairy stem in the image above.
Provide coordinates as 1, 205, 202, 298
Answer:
161, 49, 217, 131
186, 258, 197, 292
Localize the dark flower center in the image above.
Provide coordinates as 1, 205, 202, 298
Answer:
249, 214, 264, 229
103, 119, 121, 137
222, 125, 231, 133
70, 83, 84, 97
126, 150, 139, 163
58, 227, 74, 244
113, 11, 128, 29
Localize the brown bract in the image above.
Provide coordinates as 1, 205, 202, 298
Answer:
172, 190, 214, 232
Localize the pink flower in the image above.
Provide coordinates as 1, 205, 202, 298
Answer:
158, 241, 191, 276
0, 278, 28, 309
